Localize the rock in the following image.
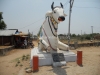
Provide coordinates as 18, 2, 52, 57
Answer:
25, 68, 32, 73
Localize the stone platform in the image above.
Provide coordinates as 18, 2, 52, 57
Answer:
30, 47, 77, 67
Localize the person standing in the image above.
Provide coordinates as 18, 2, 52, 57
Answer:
24, 38, 27, 48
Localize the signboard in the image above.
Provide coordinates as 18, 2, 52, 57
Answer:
52, 53, 65, 62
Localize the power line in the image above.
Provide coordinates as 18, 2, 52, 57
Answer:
32, 25, 41, 33
64, 0, 69, 6
73, 6, 100, 9
74, 1, 100, 3
65, 9, 69, 13
19, 17, 44, 29
64, 0, 69, 9
18, 1, 70, 30
19, 1, 69, 31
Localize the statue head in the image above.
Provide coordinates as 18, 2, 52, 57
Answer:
51, 2, 67, 23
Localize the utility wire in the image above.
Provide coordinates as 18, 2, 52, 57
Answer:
64, 0, 69, 6
64, 0, 69, 9
19, 17, 44, 29
73, 6, 100, 9
65, 9, 69, 13
32, 24, 41, 33
19, 1, 69, 30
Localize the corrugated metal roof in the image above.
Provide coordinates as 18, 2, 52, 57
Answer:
0, 30, 17, 36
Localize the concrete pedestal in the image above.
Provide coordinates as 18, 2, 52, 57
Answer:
30, 47, 77, 67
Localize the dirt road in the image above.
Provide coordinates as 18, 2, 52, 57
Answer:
0, 41, 100, 75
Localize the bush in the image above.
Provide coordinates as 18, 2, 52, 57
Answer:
85, 36, 91, 40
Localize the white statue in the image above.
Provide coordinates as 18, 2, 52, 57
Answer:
38, 2, 69, 52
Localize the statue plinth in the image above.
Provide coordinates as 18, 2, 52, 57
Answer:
30, 47, 76, 67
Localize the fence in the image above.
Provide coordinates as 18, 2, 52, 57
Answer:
66, 42, 100, 49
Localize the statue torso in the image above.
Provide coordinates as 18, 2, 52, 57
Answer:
41, 16, 58, 50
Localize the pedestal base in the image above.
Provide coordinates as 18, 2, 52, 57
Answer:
30, 47, 77, 67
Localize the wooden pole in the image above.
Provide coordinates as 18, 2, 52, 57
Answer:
77, 51, 82, 65
33, 56, 39, 72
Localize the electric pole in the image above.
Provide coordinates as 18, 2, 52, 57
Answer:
28, 29, 30, 40
91, 26, 93, 39
32, 32, 33, 37
81, 30, 82, 36
68, 0, 74, 45
91, 26, 93, 34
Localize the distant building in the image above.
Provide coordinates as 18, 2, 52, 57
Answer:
33, 35, 38, 40
0, 29, 18, 45
94, 34, 100, 40
58, 34, 68, 40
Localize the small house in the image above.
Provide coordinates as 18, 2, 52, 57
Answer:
0, 29, 18, 46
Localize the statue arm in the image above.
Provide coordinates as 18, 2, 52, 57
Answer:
58, 40, 69, 50
39, 38, 50, 51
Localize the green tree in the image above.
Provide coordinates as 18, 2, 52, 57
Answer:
0, 12, 7, 29
0, 12, 3, 20
85, 35, 91, 40
0, 20, 7, 29
77, 34, 81, 37
80, 36, 84, 42
71, 34, 76, 37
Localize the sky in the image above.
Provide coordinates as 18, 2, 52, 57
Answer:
0, 0, 100, 35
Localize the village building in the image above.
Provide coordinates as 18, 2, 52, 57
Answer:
0, 29, 18, 46
0, 29, 29, 55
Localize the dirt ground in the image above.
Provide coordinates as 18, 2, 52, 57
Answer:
0, 41, 100, 75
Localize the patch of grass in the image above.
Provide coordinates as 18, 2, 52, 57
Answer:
27, 54, 30, 56
22, 56, 25, 61
22, 54, 26, 58
12, 73, 17, 75
15, 63, 18, 67
10, 54, 30, 67
20, 64, 23, 67
17, 60, 20, 64
10, 57, 22, 63
26, 56, 28, 59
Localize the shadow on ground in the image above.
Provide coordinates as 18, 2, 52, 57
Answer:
48, 66, 69, 75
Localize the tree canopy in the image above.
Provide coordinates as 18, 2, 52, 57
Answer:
0, 20, 7, 29
0, 12, 3, 20
0, 12, 7, 29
